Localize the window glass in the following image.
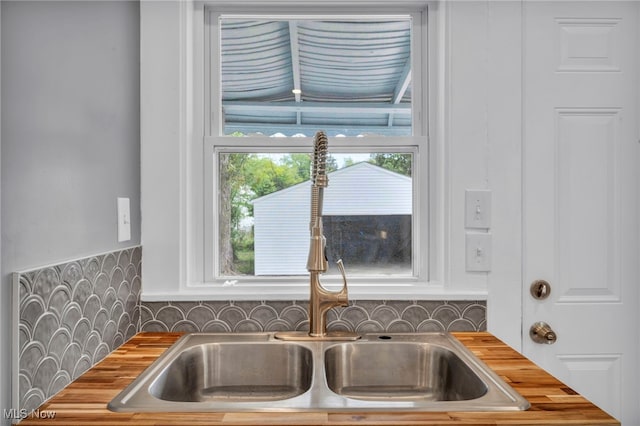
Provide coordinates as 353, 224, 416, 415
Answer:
218, 152, 413, 277
219, 18, 412, 137
210, 12, 424, 283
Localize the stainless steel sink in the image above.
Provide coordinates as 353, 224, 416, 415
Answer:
149, 342, 313, 402
325, 342, 487, 401
108, 333, 530, 412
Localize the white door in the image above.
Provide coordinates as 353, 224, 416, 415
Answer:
523, 1, 639, 424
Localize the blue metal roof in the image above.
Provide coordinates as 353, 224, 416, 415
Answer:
220, 19, 412, 136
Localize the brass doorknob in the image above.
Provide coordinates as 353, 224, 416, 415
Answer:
530, 280, 551, 300
530, 321, 557, 344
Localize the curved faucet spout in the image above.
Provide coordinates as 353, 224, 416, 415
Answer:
275, 131, 360, 341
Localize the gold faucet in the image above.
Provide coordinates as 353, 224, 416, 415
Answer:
308, 259, 349, 337
276, 131, 360, 341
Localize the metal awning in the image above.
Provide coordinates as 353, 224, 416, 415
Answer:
221, 19, 412, 136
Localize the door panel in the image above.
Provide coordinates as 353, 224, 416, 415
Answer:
523, 2, 638, 424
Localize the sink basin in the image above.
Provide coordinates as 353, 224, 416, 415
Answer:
150, 342, 313, 402
108, 333, 530, 412
325, 342, 487, 401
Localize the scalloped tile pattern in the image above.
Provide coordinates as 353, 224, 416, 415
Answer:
16, 247, 141, 413
15, 245, 486, 413
140, 300, 486, 334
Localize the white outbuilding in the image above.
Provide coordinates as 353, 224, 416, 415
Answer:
251, 162, 412, 276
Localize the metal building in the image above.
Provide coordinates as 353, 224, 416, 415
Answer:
252, 162, 412, 275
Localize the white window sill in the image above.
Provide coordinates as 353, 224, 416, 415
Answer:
141, 281, 488, 302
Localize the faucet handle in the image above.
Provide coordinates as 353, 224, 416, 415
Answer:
335, 259, 349, 307
336, 259, 348, 289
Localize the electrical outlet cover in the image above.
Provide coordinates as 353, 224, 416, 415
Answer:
465, 190, 491, 229
117, 197, 131, 242
466, 232, 492, 272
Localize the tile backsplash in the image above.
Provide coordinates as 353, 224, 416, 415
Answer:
13, 246, 486, 415
13, 247, 142, 414
140, 300, 486, 334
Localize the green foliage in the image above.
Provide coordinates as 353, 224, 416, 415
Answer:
232, 228, 255, 274
222, 153, 312, 273
221, 151, 413, 274
243, 154, 310, 197
222, 153, 311, 228
368, 153, 412, 176
326, 155, 339, 173
342, 157, 356, 168
281, 153, 312, 182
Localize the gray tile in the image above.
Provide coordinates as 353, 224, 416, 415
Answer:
401, 304, 430, 324
16, 246, 142, 413
20, 295, 46, 330
32, 268, 60, 303
185, 305, 216, 328
138, 299, 487, 334
47, 329, 71, 363
370, 305, 400, 327
248, 304, 279, 327
386, 320, 414, 333
155, 305, 185, 330
61, 262, 83, 289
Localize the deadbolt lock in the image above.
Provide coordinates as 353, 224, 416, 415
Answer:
530, 321, 557, 344
530, 280, 551, 300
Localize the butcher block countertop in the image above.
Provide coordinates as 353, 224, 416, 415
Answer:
21, 332, 619, 425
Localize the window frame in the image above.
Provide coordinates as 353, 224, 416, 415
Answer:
139, 0, 472, 301
203, 7, 429, 295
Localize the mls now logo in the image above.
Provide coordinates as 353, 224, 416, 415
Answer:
3, 408, 56, 420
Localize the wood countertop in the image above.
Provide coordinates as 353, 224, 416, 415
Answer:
21, 332, 619, 425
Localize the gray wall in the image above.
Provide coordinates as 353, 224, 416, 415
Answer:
1, 1, 140, 420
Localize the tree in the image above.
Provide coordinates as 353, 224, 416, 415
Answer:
369, 153, 412, 176
342, 157, 356, 168
243, 155, 308, 198
326, 155, 339, 173
219, 153, 245, 274
282, 153, 312, 182
220, 152, 314, 274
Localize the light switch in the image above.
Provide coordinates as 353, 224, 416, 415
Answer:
117, 197, 131, 242
466, 232, 492, 272
465, 190, 491, 229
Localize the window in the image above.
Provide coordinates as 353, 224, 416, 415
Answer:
205, 10, 428, 286
140, 1, 439, 300
218, 152, 413, 277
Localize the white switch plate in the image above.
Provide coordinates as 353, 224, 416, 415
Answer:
117, 197, 131, 242
466, 232, 492, 272
465, 190, 491, 229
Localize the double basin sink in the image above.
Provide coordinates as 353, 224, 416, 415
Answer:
108, 332, 529, 412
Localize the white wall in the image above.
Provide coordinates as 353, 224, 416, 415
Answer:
442, 1, 522, 349
138, 1, 523, 346
0, 1, 140, 420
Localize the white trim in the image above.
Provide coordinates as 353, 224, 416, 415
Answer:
203, 6, 432, 292
204, 1, 432, 14
141, 0, 450, 301
11, 274, 19, 421
141, 286, 488, 302
430, 0, 447, 286
636, 3, 640, 416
